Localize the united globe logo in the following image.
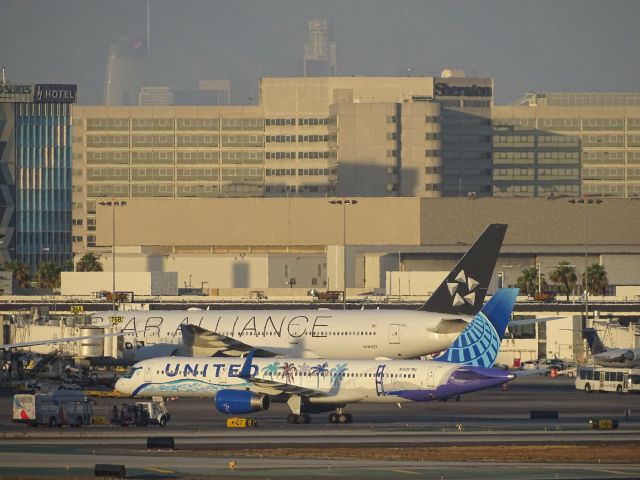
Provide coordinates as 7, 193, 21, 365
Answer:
436, 311, 500, 368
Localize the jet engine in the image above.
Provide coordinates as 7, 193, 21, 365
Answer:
215, 390, 270, 414
623, 350, 635, 362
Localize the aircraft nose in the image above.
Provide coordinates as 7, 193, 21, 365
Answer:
114, 378, 130, 395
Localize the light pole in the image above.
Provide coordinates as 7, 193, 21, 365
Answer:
569, 197, 603, 323
329, 198, 358, 309
98, 200, 127, 312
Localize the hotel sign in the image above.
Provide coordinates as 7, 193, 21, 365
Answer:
0, 84, 77, 103
434, 82, 492, 97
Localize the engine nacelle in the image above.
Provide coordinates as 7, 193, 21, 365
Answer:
132, 343, 182, 362
623, 350, 635, 362
215, 390, 270, 414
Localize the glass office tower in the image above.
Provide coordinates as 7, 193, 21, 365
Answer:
0, 83, 76, 270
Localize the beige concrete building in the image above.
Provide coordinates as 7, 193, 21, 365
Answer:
493, 93, 640, 198
75, 196, 640, 296
71, 76, 494, 252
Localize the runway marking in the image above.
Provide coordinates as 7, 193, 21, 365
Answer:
597, 468, 639, 476
144, 467, 175, 474
387, 469, 421, 475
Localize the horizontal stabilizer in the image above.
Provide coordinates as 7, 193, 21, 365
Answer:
426, 318, 469, 335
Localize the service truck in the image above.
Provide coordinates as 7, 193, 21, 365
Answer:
13, 391, 93, 427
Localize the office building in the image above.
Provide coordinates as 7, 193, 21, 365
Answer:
302, 19, 337, 77
0, 82, 77, 269
104, 38, 149, 106
138, 86, 174, 106
173, 80, 231, 106
493, 93, 640, 198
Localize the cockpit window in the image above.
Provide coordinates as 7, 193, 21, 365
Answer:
122, 367, 140, 379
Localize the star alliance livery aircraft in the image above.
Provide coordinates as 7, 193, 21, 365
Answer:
94, 224, 508, 362
115, 288, 518, 424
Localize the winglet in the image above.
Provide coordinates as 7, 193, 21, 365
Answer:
436, 288, 519, 367
239, 350, 256, 379
419, 224, 507, 315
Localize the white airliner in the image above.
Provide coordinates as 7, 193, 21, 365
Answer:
93, 224, 508, 362
115, 289, 518, 424
584, 327, 640, 368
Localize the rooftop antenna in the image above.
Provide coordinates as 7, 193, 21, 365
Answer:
1, 66, 6, 85
146, 0, 151, 55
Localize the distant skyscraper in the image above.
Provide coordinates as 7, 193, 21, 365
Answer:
138, 86, 174, 105
302, 19, 337, 77
174, 80, 231, 106
104, 38, 149, 106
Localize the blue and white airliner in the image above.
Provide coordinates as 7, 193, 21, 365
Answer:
115, 288, 518, 424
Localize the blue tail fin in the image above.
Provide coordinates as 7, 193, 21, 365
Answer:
436, 288, 519, 367
583, 328, 608, 355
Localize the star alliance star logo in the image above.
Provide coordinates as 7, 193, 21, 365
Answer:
447, 269, 479, 307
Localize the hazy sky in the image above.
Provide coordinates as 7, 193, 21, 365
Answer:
1, 0, 639, 105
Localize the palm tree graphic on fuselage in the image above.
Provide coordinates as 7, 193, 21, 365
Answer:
262, 361, 280, 380
280, 362, 298, 384
297, 362, 311, 385
330, 363, 349, 388
310, 362, 329, 387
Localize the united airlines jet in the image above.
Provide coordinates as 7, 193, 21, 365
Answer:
94, 224, 507, 362
115, 289, 518, 424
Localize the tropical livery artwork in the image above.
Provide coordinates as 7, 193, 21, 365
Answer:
115, 288, 518, 424
95, 224, 508, 362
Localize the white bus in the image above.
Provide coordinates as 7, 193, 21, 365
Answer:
575, 366, 640, 394
13, 391, 93, 427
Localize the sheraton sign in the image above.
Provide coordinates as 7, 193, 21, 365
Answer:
434, 82, 492, 97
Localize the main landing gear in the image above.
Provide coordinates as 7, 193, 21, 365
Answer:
287, 413, 311, 424
328, 408, 352, 424
285, 397, 353, 425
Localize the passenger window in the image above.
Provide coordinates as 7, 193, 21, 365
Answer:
594, 371, 600, 380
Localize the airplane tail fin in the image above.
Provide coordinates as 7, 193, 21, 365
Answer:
436, 288, 519, 367
418, 224, 507, 315
583, 328, 608, 355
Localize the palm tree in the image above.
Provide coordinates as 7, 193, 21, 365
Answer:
549, 262, 577, 301
36, 261, 62, 289
585, 263, 608, 296
3, 260, 31, 288
517, 267, 540, 296
75, 252, 103, 272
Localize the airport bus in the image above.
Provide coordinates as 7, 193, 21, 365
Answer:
575, 366, 640, 394
13, 390, 93, 427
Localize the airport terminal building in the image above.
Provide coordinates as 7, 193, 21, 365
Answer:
63, 76, 640, 297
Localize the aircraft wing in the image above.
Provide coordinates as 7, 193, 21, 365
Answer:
180, 324, 277, 357
242, 375, 329, 398
0, 331, 135, 351
508, 316, 565, 327
236, 351, 330, 398
511, 367, 550, 377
